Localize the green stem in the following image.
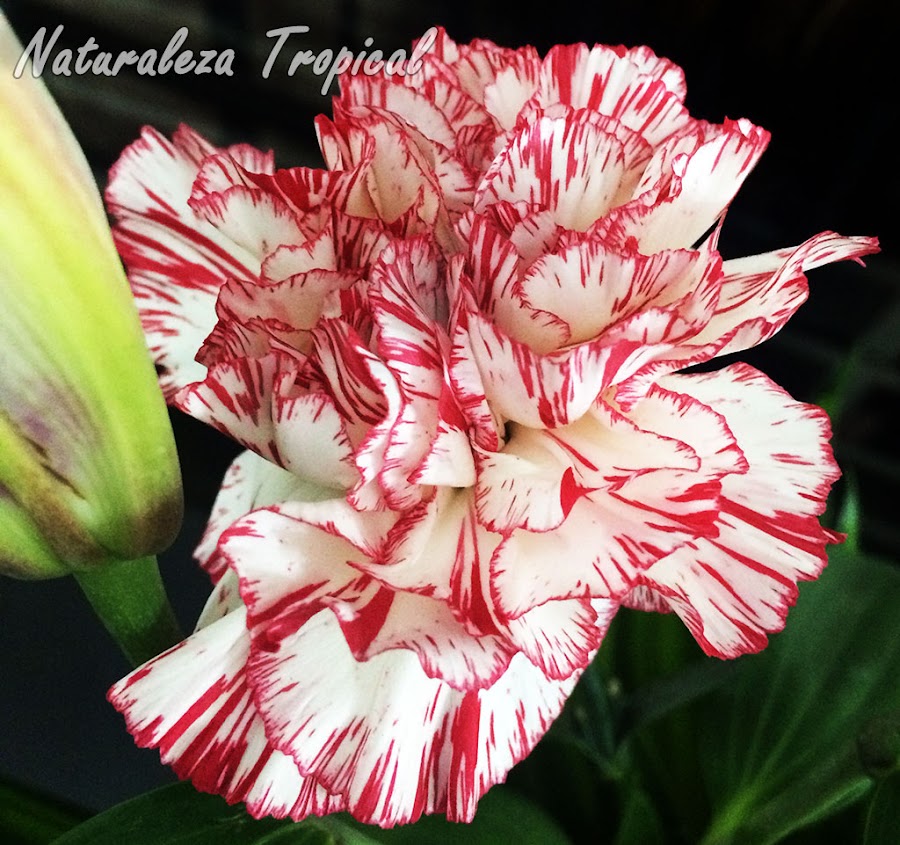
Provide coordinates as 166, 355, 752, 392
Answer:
75, 555, 183, 667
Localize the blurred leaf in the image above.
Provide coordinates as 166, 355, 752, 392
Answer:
612, 785, 665, 845
863, 771, 900, 845
52, 781, 571, 845
346, 786, 572, 845
818, 295, 900, 427
553, 654, 625, 777
698, 545, 900, 844
857, 712, 900, 778
836, 474, 862, 550
608, 610, 718, 841
0, 778, 86, 844
51, 782, 361, 845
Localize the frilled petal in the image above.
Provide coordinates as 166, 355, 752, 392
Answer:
174, 354, 357, 491
490, 389, 745, 616
502, 598, 616, 680
195, 450, 338, 582
475, 111, 649, 231
534, 44, 691, 145
244, 606, 582, 824
627, 364, 842, 657
509, 236, 713, 350
693, 231, 879, 358
458, 302, 667, 429
106, 126, 268, 396
339, 76, 459, 150
604, 118, 770, 252
370, 239, 475, 504
612, 231, 879, 407
221, 498, 509, 692
108, 610, 345, 821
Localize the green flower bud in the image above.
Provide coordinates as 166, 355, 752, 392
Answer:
0, 13, 182, 576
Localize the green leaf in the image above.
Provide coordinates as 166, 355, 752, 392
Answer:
0, 777, 87, 844
698, 545, 900, 844
612, 785, 665, 845
608, 610, 721, 841
341, 786, 572, 845
51, 783, 351, 845
863, 771, 900, 845
52, 782, 570, 845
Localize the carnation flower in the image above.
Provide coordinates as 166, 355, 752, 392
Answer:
107, 28, 877, 826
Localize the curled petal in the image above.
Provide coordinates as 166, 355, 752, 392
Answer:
696, 231, 880, 358
246, 607, 582, 824
536, 44, 691, 144
107, 126, 263, 396
629, 364, 842, 657
476, 111, 645, 231
605, 118, 770, 252
460, 305, 663, 428
196, 450, 338, 582
108, 610, 346, 820
489, 390, 743, 616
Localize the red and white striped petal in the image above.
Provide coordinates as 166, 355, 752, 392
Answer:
516, 237, 710, 348
632, 364, 842, 657
619, 45, 687, 100
398, 58, 495, 135
106, 126, 262, 396
692, 231, 879, 358
488, 391, 742, 616
174, 353, 287, 462
501, 597, 616, 680
221, 500, 513, 691
272, 392, 360, 488
475, 396, 706, 537
222, 504, 384, 648
175, 352, 359, 488
188, 187, 308, 264
347, 489, 480, 599
200, 269, 359, 364
486, 204, 563, 267
189, 147, 275, 202
261, 234, 340, 282
482, 62, 541, 132
625, 382, 748, 477
340, 76, 459, 150
309, 320, 405, 510
447, 313, 505, 451
338, 586, 517, 691
328, 110, 447, 228
253, 169, 355, 230
451, 37, 541, 121
475, 113, 638, 231
474, 430, 575, 534
612, 231, 878, 407
108, 610, 345, 821
369, 239, 468, 505
461, 306, 663, 428
245, 606, 583, 824
195, 450, 339, 582
606, 119, 770, 252
536, 44, 691, 145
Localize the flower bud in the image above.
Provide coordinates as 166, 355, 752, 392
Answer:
0, 12, 182, 575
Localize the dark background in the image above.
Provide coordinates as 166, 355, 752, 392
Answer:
1, 0, 897, 814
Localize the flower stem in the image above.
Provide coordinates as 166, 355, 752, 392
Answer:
75, 556, 183, 667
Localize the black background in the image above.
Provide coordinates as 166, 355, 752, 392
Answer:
1, 0, 896, 815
